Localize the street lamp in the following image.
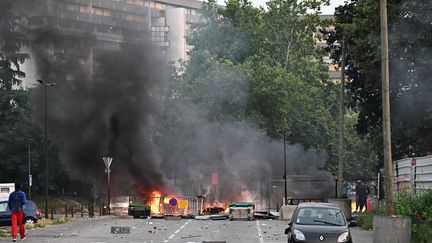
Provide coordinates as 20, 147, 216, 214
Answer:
37, 79, 56, 219
103, 156, 113, 215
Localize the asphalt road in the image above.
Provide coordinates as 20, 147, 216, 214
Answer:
0, 216, 373, 243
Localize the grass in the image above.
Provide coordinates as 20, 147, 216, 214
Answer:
0, 217, 71, 238
0, 229, 10, 238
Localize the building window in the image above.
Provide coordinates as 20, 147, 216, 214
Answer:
126, 0, 145, 6
78, 57, 89, 65
94, 8, 112, 17
126, 14, 145, 22
154, 2, 166, 9
66, 3, 78, 11
79, 5, 90, 13
187, 8, 196, 15
152, 17, 165, 26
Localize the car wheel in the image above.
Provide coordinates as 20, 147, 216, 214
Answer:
24, 217, 36, 225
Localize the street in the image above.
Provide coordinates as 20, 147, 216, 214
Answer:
0, 216, 373, 243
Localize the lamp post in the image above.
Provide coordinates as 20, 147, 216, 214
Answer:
37, 79, 55, 219
103, 156, 113, 215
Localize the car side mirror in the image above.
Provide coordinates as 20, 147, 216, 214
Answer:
284, 226, 291, 234
348, 221, 357, 227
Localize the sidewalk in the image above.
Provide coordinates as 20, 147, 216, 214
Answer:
351, 227, 373, 243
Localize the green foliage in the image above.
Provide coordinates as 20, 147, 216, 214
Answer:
328, 0, 432, 160
51, 217, 70, 225
0, 1, 40, 190
357, 190, 432, 241
0, 1, 29, 91
395, 190, 432, 242
0, 1, 86, 197
355, 206, 386, 230
159, 0, 378, 180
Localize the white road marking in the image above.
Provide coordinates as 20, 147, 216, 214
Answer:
256, 220, 264, 243
164, 219, 192, 242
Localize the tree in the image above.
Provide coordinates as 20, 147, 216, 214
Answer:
327, 0, 432, 162
0, 0, 34, 188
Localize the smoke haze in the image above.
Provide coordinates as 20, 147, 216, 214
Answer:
29, 28, 169, 195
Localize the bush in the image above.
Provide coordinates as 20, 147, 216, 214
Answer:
355, 207, 386, 230
355, 190, 432, 242
394, 190, 432, 243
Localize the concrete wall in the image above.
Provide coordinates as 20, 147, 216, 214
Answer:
373, 216, 411, 243
279, 205, 297, 221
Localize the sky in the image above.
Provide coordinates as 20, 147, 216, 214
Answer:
217, 0, 346, 14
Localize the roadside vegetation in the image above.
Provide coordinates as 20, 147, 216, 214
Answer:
356, 190, 432, 243
0, 218, 71, 239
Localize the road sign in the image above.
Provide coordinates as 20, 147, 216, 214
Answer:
29, 175, 32, 186
169, 198, 177, 207
178, 200, 188, 209
103, 157, 113, 169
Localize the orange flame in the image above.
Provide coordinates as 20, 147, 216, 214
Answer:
150, 191, 162, 215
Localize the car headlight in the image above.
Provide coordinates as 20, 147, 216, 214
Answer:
337, 232, 349, 242
294, 229, 306, 241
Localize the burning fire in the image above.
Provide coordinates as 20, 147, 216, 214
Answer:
150, 191, 162, 215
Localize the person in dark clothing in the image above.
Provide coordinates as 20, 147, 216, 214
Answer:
8, 183, 26, 242
355, 180, 361, 212
355, 181, 368, 212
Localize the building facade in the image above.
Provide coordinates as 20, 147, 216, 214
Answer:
20, 0, 201, 84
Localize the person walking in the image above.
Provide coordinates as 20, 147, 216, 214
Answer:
8, 183, 26, 242
356, 181, 368, 212
355, 180, 361, 212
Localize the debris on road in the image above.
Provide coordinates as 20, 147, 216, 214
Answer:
181, 234, 201, 239
111, 226, 131, 234
195, 215, 211, 220
210, 215, 228, 220
164, 215, 182, 220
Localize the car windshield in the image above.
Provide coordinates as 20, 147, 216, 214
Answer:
295, 207, 346, 226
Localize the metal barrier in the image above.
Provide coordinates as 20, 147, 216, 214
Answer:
151, 196, 204, 216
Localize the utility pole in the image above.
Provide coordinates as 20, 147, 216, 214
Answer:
380, 0, 394, 216
338, 37, 346, 198
283, 134, 288, 205
28, 143, 31, 200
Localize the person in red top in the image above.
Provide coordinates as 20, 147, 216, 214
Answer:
8, 183, 26, 242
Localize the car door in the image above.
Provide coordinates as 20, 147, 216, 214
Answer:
0, 201, 11, 226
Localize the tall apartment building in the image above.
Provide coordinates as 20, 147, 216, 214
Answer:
20, 0, 201, 83
316, 14, 341, 83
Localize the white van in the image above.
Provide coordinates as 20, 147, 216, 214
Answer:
0, 183, 15, 201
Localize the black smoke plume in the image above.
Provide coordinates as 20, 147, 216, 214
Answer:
29, 28, 169, 195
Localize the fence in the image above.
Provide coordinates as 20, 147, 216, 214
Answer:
151, 196, 204, 216
393, 155, 432, 195
40, 202, 108, 219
